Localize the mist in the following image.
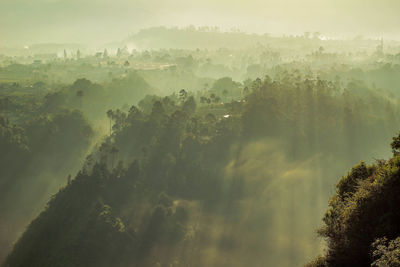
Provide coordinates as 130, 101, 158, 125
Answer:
1, 1, 400, 266
1, 0, 400, 45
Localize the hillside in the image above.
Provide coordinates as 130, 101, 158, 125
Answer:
308, 135, 400, 266
3, 73, 400, 267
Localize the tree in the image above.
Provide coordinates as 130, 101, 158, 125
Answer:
391, 132, 400, 155
107, 110, 113, 136
308, 133, 400, 266
179, 89, 188, 103
110, 146, 119, 169
211, 77, 239, 99
371, 237, 400, 267
76, 90, 83, 107
182, 96, 197, 115
200, 96, 209, 104
210, 93, 216, 102
222, 89, 228, 100
72, 78, 92, 91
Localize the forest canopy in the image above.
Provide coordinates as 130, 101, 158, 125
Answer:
1, 14, 400, 267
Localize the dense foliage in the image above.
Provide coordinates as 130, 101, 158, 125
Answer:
3, 70, 400, 266
307, 135, 400, 266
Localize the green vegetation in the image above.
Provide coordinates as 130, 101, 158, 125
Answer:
307, 135, 400, 266
1, 26, 400, 266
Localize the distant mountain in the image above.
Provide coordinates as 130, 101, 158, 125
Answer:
123, 26, 271, 50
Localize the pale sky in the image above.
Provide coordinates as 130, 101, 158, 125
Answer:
1, 0, 399, 45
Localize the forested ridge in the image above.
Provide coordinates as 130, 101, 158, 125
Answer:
2, 67, 400, 266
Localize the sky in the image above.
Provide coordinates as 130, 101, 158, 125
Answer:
1, 0, 399, 45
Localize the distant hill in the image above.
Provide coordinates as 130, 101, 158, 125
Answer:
122, 26, 388, 54
123, 26, 271, 50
